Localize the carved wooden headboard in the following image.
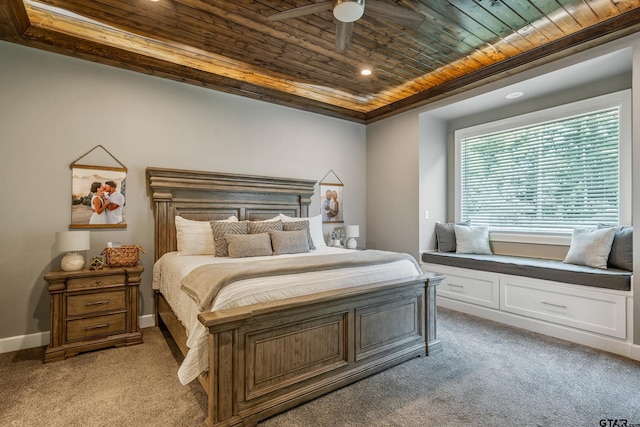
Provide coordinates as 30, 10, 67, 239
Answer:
146, 167, 316, 261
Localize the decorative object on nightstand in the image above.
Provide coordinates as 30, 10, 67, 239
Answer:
329, 228, 345, 247
43, 263, 143, 363
56, 231, 90, 271
345, 225, 360, 249
101, 244, 144, 267
89, 256, 104, 270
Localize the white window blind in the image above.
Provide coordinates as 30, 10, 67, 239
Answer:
459, 106, 621, 234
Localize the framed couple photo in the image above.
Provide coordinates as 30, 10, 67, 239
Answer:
320, 182, 344, 224
70, 164, 127, 229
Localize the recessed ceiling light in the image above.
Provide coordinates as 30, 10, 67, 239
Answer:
506, 91, 524, 99
361, 69, 372, 76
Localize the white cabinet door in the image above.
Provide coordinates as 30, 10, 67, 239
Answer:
423, 263, 499, 309
500, 276, 626, 339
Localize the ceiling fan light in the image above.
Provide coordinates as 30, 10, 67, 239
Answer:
333, 0, 365, 23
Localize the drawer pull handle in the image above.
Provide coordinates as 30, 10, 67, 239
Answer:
86, 301, 110, 306
448, 283, 464, 288
85, 323, 109, 331
541, 301, 568, 309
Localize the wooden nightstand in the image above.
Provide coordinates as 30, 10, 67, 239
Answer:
43, 264, 143, 363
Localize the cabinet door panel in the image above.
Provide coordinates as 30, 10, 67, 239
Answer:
501, 276, 626, 338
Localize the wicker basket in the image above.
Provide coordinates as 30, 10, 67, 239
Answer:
101, 245, 145, 267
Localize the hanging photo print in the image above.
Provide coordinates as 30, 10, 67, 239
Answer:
70, 165, 127, 229
320, 182, 344, 223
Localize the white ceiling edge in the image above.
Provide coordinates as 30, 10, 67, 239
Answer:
421, 35, 635, 121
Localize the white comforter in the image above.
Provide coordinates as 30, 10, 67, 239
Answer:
152, 246, 420, 385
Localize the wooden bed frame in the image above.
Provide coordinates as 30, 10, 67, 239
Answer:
146, 167, 444, 427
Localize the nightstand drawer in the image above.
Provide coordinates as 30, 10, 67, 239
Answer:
67, 290, 126, 316
66, 313, 126, 341
67, 274, 126, 291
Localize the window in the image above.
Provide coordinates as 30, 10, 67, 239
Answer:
455, 90, 630, 241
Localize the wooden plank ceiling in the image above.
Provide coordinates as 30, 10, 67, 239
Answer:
1, 0, 640, 123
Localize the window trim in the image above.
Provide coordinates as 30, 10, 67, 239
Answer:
454, 89, 631, 245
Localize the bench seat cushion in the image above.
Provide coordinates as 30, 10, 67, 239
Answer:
421, 251, 631, 291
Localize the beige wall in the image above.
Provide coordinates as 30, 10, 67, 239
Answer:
0, 41, 366, 341
365, 113, 420, 258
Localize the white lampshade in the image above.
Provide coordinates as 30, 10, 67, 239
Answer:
56, 231, 90, 271
333, 0, 365, 22
345, 225, 360, 238
56, 231, 90, 252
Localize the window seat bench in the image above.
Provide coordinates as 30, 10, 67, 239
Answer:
420, 251, 631, 292
421, 251, 635, 359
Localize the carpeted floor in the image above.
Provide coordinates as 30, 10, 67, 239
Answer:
2, 308, 639, 426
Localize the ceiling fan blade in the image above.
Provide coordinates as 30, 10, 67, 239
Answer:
366, 0, 425, 26
268, 1, 333, 21
335, 21, 354, 52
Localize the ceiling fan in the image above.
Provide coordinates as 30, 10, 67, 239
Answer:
268, 0, 425, 52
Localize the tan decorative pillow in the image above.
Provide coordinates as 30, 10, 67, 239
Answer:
211, 221, 248, 257
279, 214, 326, 248
282, 221, 315, 250
269, 229, 310, 255
224, 233, 273, 258
248, 220, 283, 234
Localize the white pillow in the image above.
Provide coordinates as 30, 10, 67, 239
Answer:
279, 213, 326, 247
175, 215, 236, 256
563, 227, 616, 269
454, 225, 492, 255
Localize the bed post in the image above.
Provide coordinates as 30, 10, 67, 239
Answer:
300, 194, 311, 218
424, 273, 444, 355
206, 330, 241, 427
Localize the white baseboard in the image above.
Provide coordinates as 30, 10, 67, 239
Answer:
0, 314, 157, 354
139, 314, 156, 329
438, 298, 640, 362
631, 344, 640, 360
0, 330, 51, 354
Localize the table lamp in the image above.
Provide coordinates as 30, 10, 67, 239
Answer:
345, 225, 359, 249
56, 231, 90, 271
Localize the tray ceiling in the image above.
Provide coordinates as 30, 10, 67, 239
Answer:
1, 0, 639, 123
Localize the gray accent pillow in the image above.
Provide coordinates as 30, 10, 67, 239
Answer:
454, 225, 492, 255
211, 221, 248, 257
224, 233, 273, 258
564, 227, 616, 269
598, 224, 633, 271
248, 220, 283, 234
435, 221, 470, 252
283, 221, 315, 250
270, 229, 310, 255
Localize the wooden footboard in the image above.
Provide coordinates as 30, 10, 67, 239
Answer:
198, 273, 443, 427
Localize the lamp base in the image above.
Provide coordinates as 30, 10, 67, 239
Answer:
346, 237, 358, 249
61, 252, 85, 271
